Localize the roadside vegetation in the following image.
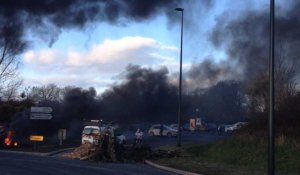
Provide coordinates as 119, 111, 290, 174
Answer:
153, 137, 300, 175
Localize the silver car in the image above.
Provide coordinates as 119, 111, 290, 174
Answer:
148, 124, 178, 137
225, 122, 247, 133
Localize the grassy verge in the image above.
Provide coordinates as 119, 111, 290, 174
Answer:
152, 138, 300, 175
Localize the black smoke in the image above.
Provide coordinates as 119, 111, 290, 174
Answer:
210, 1, 300, 81
187, 59, 241, 89
100, 65, 178, 124
0, 0, 184, 47
0, 0, 217, 47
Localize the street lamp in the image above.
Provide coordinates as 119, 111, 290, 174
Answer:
268, 0, 275, 175
175, 7, 184, 147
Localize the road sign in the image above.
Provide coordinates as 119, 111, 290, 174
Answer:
30, 113, 53, 120
196, 118, 202, 126
30, 135, 44, 141
189, 118, 196, 131
30, 107, 53, 113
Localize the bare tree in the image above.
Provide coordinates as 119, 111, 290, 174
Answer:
0, 78, 23, 101
246, 44, 298, 114
0, 22, 26, 98
26, 84, 63, 103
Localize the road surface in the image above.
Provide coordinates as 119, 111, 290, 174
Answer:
0, 151, 175, 175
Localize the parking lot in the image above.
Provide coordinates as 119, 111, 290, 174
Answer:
124, 130, 227, 148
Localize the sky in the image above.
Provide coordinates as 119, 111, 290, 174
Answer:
19, 0, 272, 94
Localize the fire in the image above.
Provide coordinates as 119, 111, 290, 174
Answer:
4, 137, 11, 146
4, 130, 13, 146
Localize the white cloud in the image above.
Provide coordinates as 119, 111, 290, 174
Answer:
21, 36, 179, 93
65, 36, 175, 66
23, 49, 58, 65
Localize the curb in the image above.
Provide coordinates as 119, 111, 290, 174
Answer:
0, 149, 46, 156
0, 147, 75, 157
145, 160, 202, 175
44, 147, 76, 156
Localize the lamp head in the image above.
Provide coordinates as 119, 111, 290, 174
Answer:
175, 8, 184, 11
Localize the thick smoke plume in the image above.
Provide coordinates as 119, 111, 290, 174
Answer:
100, 65, 178, 124
187, 59, 241, 89
0, 0, 216, 47
210, 1, 300, 81
0, 0, 184, 47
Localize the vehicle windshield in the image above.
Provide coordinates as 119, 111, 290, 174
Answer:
82, 128, 93, 134
83, 128, 99, 135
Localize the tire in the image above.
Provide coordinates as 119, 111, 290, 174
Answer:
149, 132, 154, 137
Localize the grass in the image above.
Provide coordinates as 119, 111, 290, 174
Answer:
152, 138, 300, 175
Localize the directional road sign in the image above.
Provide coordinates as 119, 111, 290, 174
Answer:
30, 113, 53, 120
30, 107, 53, 113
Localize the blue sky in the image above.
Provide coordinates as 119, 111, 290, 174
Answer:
19, 0, 272, 94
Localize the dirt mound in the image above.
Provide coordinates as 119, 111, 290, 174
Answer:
63, 143, 95, 159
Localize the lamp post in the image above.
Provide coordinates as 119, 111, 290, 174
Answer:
268, 0, 275, 174
175, 7, 184, 147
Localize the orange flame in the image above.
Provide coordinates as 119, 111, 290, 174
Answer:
4, 137, 11, 146
4, 130, 13, 146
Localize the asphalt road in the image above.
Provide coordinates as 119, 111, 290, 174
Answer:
0, 151, 175, 175
0, 131, 225, 175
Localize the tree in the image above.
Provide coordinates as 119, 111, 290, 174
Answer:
0, 22, 26, 98
0, 78, 23, 101
246, 55, 298, 115
26, 84, 63, 103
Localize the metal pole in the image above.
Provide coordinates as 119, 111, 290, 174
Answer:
175, 8, 184, 147
268, 0, 275, 175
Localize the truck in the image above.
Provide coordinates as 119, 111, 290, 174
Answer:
81, 120, 126, 145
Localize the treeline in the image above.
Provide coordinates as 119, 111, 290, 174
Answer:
0, 65, 246, 137
1, 63, 299, 139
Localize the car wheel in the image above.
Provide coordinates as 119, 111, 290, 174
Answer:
149, 132, 154, 137
167, 132, 172, 137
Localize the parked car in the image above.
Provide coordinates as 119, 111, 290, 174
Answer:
225, 122, 248, 133
169, 123, 184, 131
169, 124, 178, 130
148, 124, 178, 137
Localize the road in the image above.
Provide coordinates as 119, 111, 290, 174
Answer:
0, 151, 174, 175
0, 131, 225, 175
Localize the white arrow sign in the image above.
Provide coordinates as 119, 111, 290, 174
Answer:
31, 107, 53, 113
30, 113, 53, 120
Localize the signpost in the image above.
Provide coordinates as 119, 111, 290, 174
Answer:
58, 129, 67, 145
30, 107, 53, 120
30, 135, 44, 151
29, 107, 52, 151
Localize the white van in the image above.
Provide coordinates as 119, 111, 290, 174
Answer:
81, 126, 100, 145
